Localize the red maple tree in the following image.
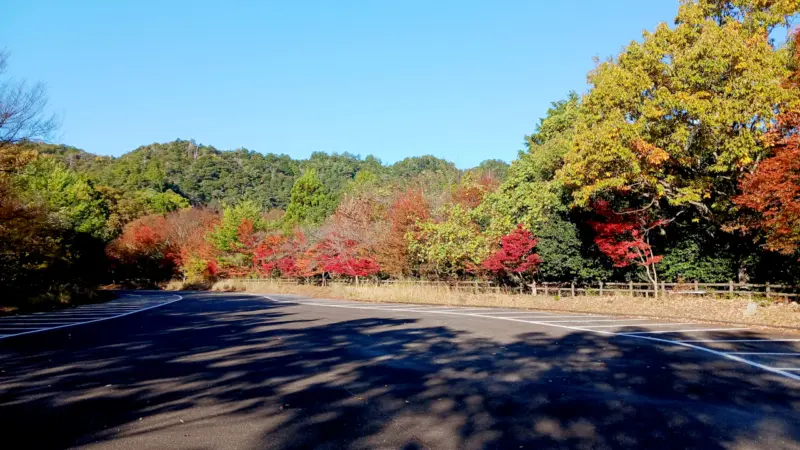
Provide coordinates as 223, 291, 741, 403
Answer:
314, 233, 380, 279
732, 29, 800, 256
589, 200, 667, 294
482, 224, 541, 283
253, 233, 286, 276
735, 111, 800, 255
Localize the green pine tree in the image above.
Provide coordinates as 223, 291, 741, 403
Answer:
283, 169, 333, 227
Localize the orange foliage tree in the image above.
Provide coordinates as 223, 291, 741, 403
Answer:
375, 188, 430, 277
735, 109, 800, 255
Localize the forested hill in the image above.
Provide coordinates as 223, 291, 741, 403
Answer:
36, 140, 508, 210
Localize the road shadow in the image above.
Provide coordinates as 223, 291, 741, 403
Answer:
0, 293, 798, 449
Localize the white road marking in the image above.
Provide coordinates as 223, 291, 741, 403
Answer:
727, 352, 800, 356
774, 368, 800, 371
75, 306, 159, 310
621, 328, 750, 335
28, 311, 140, 316
477, 314, 606, 319
676, 339, 800, 343
392, 306, 501, 311
419, 308, 507, 313
581, 322, 694, 328
264, 296, 800, 383
538, 318, 651, 323
475, 311, 596, 316
0, 295, 183, 340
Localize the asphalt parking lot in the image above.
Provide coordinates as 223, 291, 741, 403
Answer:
0, 292, 797, 449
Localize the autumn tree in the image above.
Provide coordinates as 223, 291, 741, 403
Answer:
375, 188, 430, 276
482, 224, 541, 285
207, 200, 267, 276
164, 208, 219, 282
313, 234, 380, 279
589, 200, 669, 295
735, 98, 800, 256
477, 93, 606, 280
106, 215, 177, 283
559, 1, 799, 219
452, 172, 499, 209
407, 204, 491, 279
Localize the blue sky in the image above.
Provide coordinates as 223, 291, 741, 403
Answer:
3, 1, 677, 168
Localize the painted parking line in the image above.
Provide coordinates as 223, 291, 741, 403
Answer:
621, 328, 750, 335
477, 312, 603, 317
52, 311, 138, 315
0, 317, 106, 321
0, 295, 183, 341
676, 338, 800, 343
478, 314, 606, 319
431, 308, 516, 312
68, 306, 144, 310
537, 318, 651, 323
264, 296, 800, 383
727, 352, 800, 356
581, 322, 694, 328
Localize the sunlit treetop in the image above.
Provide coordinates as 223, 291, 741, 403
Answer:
559, 0, 800, 215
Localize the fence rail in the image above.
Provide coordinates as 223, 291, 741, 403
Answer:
224, 278, 798, 300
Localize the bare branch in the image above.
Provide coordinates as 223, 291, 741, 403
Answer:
0, 51, 58, 149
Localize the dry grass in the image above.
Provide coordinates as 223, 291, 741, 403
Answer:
210, 280, 800, 331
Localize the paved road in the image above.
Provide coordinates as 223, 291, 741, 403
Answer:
0, 292, 798, 449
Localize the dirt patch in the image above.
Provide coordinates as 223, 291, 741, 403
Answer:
210, 280, 800, 332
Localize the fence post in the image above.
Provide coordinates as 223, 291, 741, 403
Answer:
629, 281, 634, 297
544, 284, 548, 296
662, 281, 667, 297
694, 280, 699, 292
571, 282, 576, 297
766, 282, 771, 298
599, 281, 604, 296
729, 280, 734, 294
532, 281, 537, 296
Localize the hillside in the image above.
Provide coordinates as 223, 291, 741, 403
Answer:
38, 139, 505, 210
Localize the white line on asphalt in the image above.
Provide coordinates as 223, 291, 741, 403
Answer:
0, 295, 183, 341
476, 314, 606, 320
536, 318, 651, 323
726, 352, 800, 356
264, 296, 800, 383
30, 310, 141, 315
675, 339, 800, 343
581, 322, 694, 328
69, 306, 143, 310
621, 328, 749, 335
472, 311, 585, 315
0, 318, 96, 322
0, 315, 118, 320
390, 306, 498, 311
774, 368, 800, 370
418, 308, 505, 313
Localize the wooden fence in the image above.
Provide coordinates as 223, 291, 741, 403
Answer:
225, 278, 798, 300
529, 281, 798, 299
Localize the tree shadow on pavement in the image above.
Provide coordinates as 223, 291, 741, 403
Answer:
0, 293, 797, 449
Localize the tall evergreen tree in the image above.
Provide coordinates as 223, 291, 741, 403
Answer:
283, 169, 333, 226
